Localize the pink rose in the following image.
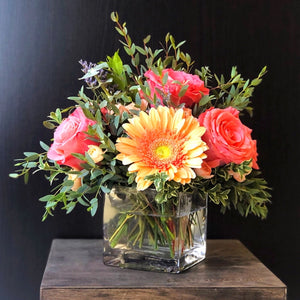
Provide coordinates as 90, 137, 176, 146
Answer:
198, 107, 258, 169
143, 69, 209, 107
47, 107, 98, 169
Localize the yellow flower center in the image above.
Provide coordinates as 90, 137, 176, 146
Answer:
155, 145, 172, 160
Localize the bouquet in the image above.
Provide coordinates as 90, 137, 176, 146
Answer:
10, 13, 271, 263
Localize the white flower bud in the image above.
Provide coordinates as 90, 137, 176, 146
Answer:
87, 145, 104, 163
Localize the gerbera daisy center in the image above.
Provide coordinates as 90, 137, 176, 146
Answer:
155, 145, 172, 160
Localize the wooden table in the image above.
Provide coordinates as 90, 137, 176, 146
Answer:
40, 239, 286, 300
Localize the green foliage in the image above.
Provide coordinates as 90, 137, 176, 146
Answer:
9, 11, 271, 221
107, 50, 127, 90
144, 161, 271, 220
195, 66, 267, 116
195, 167, 271, 219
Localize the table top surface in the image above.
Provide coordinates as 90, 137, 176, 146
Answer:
40, 239, 286, 290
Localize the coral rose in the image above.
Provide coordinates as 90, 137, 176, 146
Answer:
144, 69, 209, 107
47, 107, 99, 169
198, 107, 258, 169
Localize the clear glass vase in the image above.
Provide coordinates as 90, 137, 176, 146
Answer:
103, 186, 207, 273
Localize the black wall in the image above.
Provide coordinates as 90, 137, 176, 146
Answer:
1, 1, 299, 299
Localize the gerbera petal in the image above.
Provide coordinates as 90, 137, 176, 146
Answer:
176, 167, 188, 178
116, 141, 137, 154
128, 163, 141, 172
123, 123, 145, 138
160, 106, 169, 131
122, 155, 142, 165
138, 111, 151, 128
183, 139, 204, 152
167, 167, 175, 180
186, 126, 206, 138
185, 157, 203, 167
186, 146, 206, 157
116, 137, 138, 147
137, 179, 153, 191
149, 107, 161, 128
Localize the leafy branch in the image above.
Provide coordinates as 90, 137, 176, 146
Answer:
195, 66, 267, 115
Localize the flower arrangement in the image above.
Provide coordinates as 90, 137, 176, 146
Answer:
10, 12, 270, 237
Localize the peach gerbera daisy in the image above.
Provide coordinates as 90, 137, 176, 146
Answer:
116, 106, 208, 190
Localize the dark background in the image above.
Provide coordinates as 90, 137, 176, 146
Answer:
1, 0, 299, 299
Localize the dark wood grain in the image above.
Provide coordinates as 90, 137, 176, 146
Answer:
40, 239, 286, 299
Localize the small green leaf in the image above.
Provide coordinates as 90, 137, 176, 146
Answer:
170, 35, 176, 48
114, 26, 124, 36
85, 152, 96, 167
101, 173, 114, 184
114, 115, 120, 128
259, 66, 267, 77
40, 141, 50, 151
66, 202, 76, 214
110, 11, 119, 22
143, 35, 151, 44
71, 153, 86, 160
90, 169, 103, 180
162, 72, 169, 85
165, 32, 170, 43
232, 74, 241, 83
99, 100, 107, 109
242, 79, 250, 91
100, 186, 111, 193
24, 152, 38, 157
26, 162, 37, 168
231, 66, 237, 78
39, 195, 54, 202
178, 85, 189, 97
9, 173, 19, 179
136, 46, 146, 55
63, 180, 75, 187
46, 201, 57, 209
43, 121, 56, 129
78, 197, 89, 207
24, 153, 39, 161
133, 52, 140, 66
251, 78, 262, 86
67, 96, 81, 101
49, 171, 60, 184
124, 46, 133, 56
107, 50, 123, 75
176, 40, 186, 49
90, 198, 98, 216
198, 95, 211, 106
96, 124, 104, 139
55, 108, 62, 122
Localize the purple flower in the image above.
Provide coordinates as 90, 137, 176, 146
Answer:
79, 60, 99, 87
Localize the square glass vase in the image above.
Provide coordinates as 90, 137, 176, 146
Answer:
103, 186, 207, 273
